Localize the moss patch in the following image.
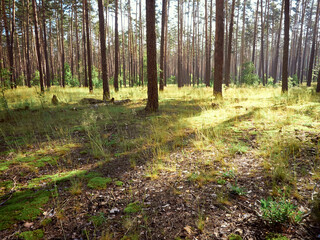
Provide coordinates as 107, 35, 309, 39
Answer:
87, 177, 112, 189
18, 229, 44, 240
0, 190, 51, 230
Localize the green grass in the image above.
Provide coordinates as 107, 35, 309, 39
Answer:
0, 190, 52, 230
87, 177, 112, 190
0, 85, 319, 237
17, 229, 44, 240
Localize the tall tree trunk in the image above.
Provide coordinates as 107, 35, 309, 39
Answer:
239, 0, 246, 85
82, 0, 88, 87
214, 0, 224, 97
60, 0, 65, 87
42, 0, 50, 88
159, 0, 167, 91
74, 0, 80, 86
85, 0, 93, 92
145, 0, 158, 112
252, 0, 260, 64
307, 0, 320, 86
204, 0, 210, 87
282, 0, 290, 93
121, 0, 126, 87
2, 0, 15, 87
114, 0, 119, 92
177, 0, 183, 88
225, 0, 236, 87
32, 0, 44, 92
260, 0, 265, 85
272, 1, 284, 83
26, 0, 32, 87
98, 0, 110, 99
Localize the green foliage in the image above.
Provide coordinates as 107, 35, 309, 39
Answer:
18, 229, 44, 240
289, 74, 299, 87
228, 233, 243, 240
230, 182, 246, 196
0, 190, 51, 230
92, 66, 102, 88
260, 195, 303, 224
222, 170, 236, 179
124, 202, 143, 214
266, 233, 289, 240
0, 68, 12, 88
115, 180, 124, 186
31, 71, 40, 86
90, 212, 106, 227
65, 63, 78, 87
240, 62, 259, 85
87, 177, 112, 190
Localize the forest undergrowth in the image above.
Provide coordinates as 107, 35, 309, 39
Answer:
0, 85, 319, 240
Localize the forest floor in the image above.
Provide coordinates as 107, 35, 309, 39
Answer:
0, 85, 320, 240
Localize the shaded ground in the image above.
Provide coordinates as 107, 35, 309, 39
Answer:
0, 86, 319, 240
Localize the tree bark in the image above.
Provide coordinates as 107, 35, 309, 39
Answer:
214, 0, 224, 97
282, 0, 290, 93
82, 0, 88, 87
145, 0, 158, 112
32, 0, 44, 92
225, 0, 236, 87
114, 0, 119, 92
60, 0, 65, 87
307, 0, 320, 86
98, 0, 110, 99
159, 0, 168, 91
42, 0, 51, 88
85, 0, 93, 92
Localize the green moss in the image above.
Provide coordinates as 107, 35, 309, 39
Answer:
228, 234, 243, 240
18, 229, 44, 240
87, 177, 112, 190
89, 212, 106, 227
266, 233, 289, 240
124, 202, 143, 214
40, 218, 52, 226
26, 170, 85, 188
115, 180, 124, 186
0, 190, 51, 230
81, 171, 102, 179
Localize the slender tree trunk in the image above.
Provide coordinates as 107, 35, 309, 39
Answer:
98, 0, 110, 99
307, 0, 320, 86
252, 0, 259, 64
2, 0, 15, 87
32, 0, 44, 92
159, 0, 167, 91
239, 0, 246, 85
121, 0, 126, 87
42, 0, 50, 88
113, 0, 119, 92
74, 0, 80, 86
26, 0, 32, 87
260, 0, 265, 84
85, 0, 93, 92
60, 0, 65, 87
145, 0, 158, 112
82, 0, 88, 87
204, 0, 210, 87
282, 0, 290, 93
214, 0, 224, 97
225, 0, 236, 87
272, 1, 284, 83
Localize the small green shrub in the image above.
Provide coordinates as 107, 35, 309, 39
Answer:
228, 233, 243, 240
90, 212, 106, 227
266, 233, 289, 240
124, 202, 143, 214
260, 196, 302, 224
18, 229, 44, 240
230, 183, 246, 196
87, 177, 112, 190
